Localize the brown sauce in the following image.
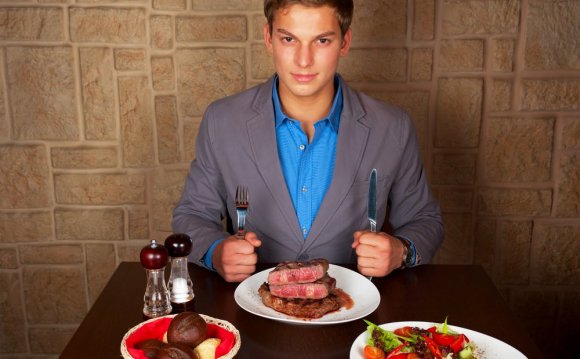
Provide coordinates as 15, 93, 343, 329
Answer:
334, 288, 354, 309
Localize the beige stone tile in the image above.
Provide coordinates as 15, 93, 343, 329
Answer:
155, 95, 180, 164
0, 48, 7, 140
521, 79, 580, 111
442, 0, 520, 35
556, 153, 580, 217
497, 221, 532, 285
152, 56, 175, 91
491, 38, 515, 72
490, 79, 513, 112
114, 48, 146, 71
55, 208, 124, 241
433, 188, 473, 212
561, 117, 580, 150
478, 188, 552, 216
253, 14, 266, 40
54, 173, 146, 205
129, 207, 149, 239
176, 48, 246, 117
432, 153, 476, 185
0, 247, 18, 269
0, 145, 51, 208
0, 272, 26, 353
532, 222, 580, 285
410, 48, 433, 82
473, 219, 498, 281
435, 78, 483, 148
351, 0, 406, 42
119, 76, 156, 167
176, 15, 247, 42
70, 7, 146, 44
483, 117, 554, 183
0, 7, 64, 41
153, 0, 186, 10
338, 48, 407, 83
0, 212, 52, 243
152, 168, 188, 232
151, 15, 173, 50
117, 242, 145, 263
413, 0, 434, 40
79, 47, 116, 141
51, 147, 117, 169
20, 244, 83, 264
191, 0, 262, 11
29, 327, 76, 354
525, 1, 580, 70
86, 243, 116, 305
435, 213, 473, 264
251, 43, 274, 80
23, 267, 87, 324
7, 46, 78, 140
439, 39, 484, 72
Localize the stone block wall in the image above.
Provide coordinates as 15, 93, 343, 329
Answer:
0, 0, 578, 358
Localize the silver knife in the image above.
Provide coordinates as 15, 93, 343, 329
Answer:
368, 168, 377, 232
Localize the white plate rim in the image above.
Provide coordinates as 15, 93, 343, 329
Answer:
234, 264, 380, 325
349, 321, 528, 359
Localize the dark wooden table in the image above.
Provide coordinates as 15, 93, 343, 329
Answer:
61, 262, 542, 359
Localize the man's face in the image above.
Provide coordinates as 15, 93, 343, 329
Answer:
264, 4, 351, 103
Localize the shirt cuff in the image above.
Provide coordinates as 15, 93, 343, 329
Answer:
203, 238, 224, 271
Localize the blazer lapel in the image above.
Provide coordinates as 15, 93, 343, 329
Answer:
246, 78, 304, 244
305, 82, 369, 247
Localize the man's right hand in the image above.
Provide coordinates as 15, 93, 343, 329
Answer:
212, 232, 261, 282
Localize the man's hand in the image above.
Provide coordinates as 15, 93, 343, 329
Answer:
352, 231, 405, 277
213, 232, 261, 282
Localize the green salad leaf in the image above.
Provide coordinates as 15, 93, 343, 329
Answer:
364, 320, 402, 351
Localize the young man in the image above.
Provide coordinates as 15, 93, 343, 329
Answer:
173, 0, 444, 282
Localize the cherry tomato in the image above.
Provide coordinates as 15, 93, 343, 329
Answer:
433, 332, 457, 346
394, 326, 414, 337
407, 354, 420, 359
422, 335, 442, 359
364, 345, 385, 359
449, 334, 467, 353
386, 354, 407, 359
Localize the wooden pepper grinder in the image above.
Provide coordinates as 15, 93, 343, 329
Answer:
140, 239, 172, 318
164, 233, 195, 313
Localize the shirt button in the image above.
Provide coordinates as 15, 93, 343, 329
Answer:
302, 227, 307, 235
302, 186, 307, 193
299, 144, 305, 150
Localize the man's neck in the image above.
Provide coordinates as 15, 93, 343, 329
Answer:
278, 83, 335, 141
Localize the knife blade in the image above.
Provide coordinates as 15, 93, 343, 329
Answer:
368, 168, 377, 232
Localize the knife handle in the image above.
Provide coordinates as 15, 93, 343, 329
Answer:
369, 220, 377, 232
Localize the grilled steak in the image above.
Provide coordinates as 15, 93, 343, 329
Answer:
269, 274, 336, 299
259, 283, 342, 319
267, 258, 329, 285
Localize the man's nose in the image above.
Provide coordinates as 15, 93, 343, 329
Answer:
296, 44, 314, 67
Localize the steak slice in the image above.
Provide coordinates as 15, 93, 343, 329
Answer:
267, 258, 329, 285
269, 274, 336, 299
259, 283, 342, 319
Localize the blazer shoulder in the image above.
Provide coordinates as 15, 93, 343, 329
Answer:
205, 80, 272, 119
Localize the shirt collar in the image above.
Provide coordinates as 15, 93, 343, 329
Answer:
272, 75, 343, 132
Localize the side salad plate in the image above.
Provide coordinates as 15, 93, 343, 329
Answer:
349, 321, 527, 359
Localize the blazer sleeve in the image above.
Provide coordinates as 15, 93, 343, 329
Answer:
172, 104, 231, 268
388, 112, 444, 264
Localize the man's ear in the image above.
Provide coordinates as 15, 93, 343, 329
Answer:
340, 28, 352, 57
264, 23, 273, 53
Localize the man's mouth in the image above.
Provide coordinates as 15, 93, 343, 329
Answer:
292, 73, 317, 82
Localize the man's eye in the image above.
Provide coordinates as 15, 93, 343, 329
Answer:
318, 38, 330, 44
281, 36, 294, 43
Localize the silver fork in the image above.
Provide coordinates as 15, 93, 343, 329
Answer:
235, 186, 249, 238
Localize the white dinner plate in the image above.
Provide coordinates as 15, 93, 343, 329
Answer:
349, 321, 527, 359
234, 264, 380, 325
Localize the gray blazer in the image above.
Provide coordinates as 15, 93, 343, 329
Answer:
173, 76, 444, 267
